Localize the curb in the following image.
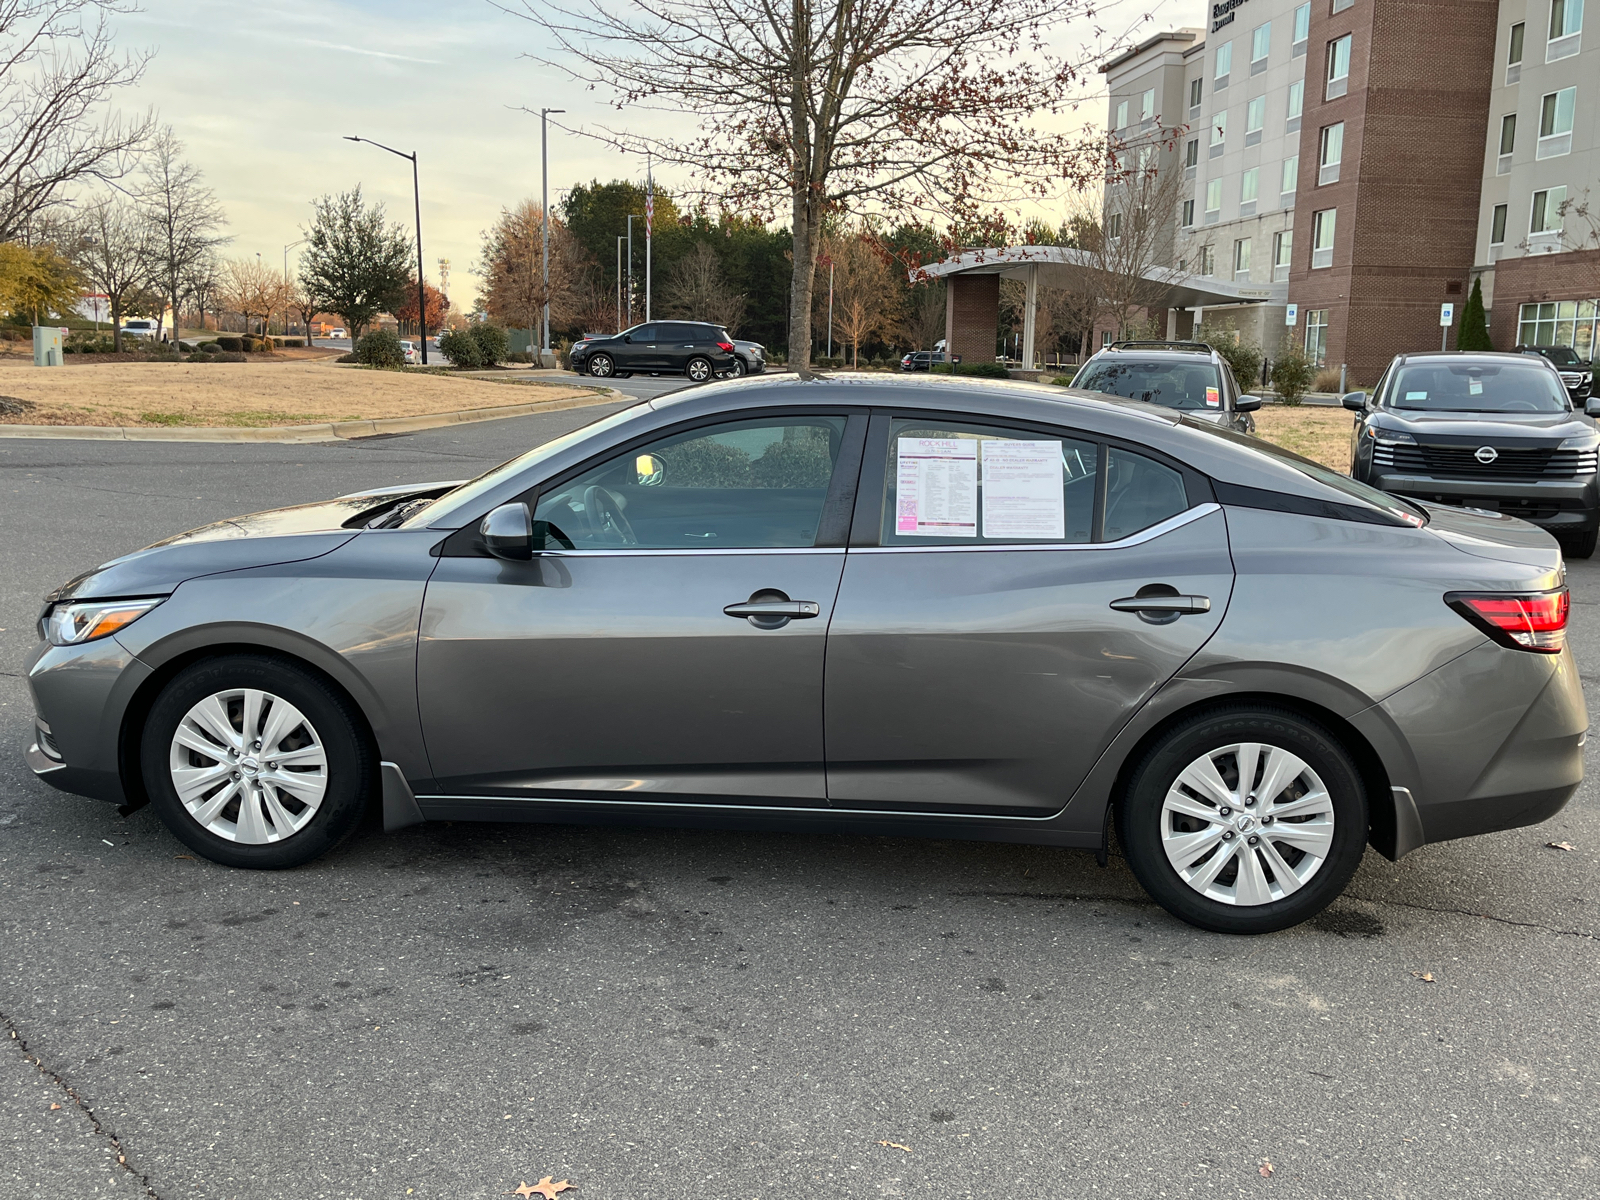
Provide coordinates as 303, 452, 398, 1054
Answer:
0, 388, 630, 444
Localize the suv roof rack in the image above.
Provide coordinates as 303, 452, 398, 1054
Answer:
1107, 340, 1214, 352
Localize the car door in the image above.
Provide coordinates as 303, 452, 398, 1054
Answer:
655, 322, 697, 372
824, 412, 1234, 815
418, 411, 866, 803
617, 323, 662, 371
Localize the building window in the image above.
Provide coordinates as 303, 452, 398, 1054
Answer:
1498, 112, 1517, 175
1531, 186, 1568, 235
1189, 76, 1203, 110
1507, 21, 1526, 83
1240, 167, 1259, 216
1537, 86, 1577, 158
1185, 138, 1199, 169
1107, 211, 1123, 240
1199, 245, 1216, 277
1286, 79, 1304, 132
1215, 41, 1233, 88
1318, 123, 1344, 184
1115, 99, 1129, 130
1251, 23, 1272, 73
1102, 330, 1114, 348
1312, 209, 1336, 268
1210, 110, 1228, 157
1205, 179, 1223, 223
1140, 88, 1156, 123
1234, 238, 1252, 281
1520, 300, 1599, 359
1326, 34, 1352, 99
1548, 0, 1584, 62
1272, 230, 1293, 281
1281, 155, 1300, 198
1305, 309, 1329, 366
1293, 3, 1311, 55
1182, 199, 1195, 227
1332, 0, 1354, 12
1246, 96, 1266, 145
1489, 203, 1508, 261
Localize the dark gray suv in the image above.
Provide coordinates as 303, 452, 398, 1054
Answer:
1348, 351, 1600, 558
570, 321, 737, 382
1072, 342, 1259, 435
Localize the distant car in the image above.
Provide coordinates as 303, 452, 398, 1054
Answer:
401, 340, 418, 364
329, 328, 347, 340
569, 321, 737, 383
120, 319, 158, 340
1071, 341, 1259, 436
721, 339, 766, 377
900, 351, 953, 372
1517, 345, 1592, 403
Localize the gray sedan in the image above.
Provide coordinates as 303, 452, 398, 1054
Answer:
24, 376, 1585, 933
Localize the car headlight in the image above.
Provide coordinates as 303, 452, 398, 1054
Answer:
44, 598, 164, 646
1365, 426, 1416, 445
1559, 435, 1600, 451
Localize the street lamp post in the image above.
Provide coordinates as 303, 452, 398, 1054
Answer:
625, 215, 638, 326
283, 239, 305, 336
344, 135, 428, 364
615, 236, 624, 332
540, 108, 565, 363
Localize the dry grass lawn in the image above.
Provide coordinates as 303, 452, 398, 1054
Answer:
0, 359, 598, 427
1251, 405, 1354, 473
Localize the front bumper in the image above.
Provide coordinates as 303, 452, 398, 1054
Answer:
24, 635, 153, 806
1373, 471, 1600, 531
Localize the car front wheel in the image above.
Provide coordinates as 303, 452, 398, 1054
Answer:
1560, 528, 1598, 559
1118, 706, 1368, 934
587, 353, 614, 378
140, 654, 374, 869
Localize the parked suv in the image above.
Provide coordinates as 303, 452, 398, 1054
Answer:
899, 351, 955, 372
1348, 351, 1600, 557
570, 321, 737, 383
1517, 344, 1593, 404
1071, 341, 1260, 435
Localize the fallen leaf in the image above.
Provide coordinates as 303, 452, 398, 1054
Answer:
1547, 841, 1576, 851
877, 1140, 913, 1153
1259, 1159, 1274, 1177
508, 1178, 572, 1199
1412, 971, 1435, 983
49, 1103, 61, 1110
174, 855, 195, 861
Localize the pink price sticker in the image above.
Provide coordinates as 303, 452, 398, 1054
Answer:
1205, 387, 1221, 408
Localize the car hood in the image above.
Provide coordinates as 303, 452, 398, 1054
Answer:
1420, 501, 1563, 571
1377, 409, 1591, 442
47, 479, 463, 602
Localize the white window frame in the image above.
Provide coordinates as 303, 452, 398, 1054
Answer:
1548, 0, 1584, 61
1272, 230, 1293, 281
1530, 185, 1568, 235
1326, 34, 1352, 99
1312, 209, 1336, 268
1199, 245, 1216, 277
1140, 88, 1155, 123
1205, 178, 1223, 223
1240, 166, 1259, 216
1281, 155, 1300, 198
1210, 110, 1228, 158
1537, 87, 1576, 158
1234, 238, 1252, 281
1305, 309, 1329, 366
1189, 77, 1203, 110
1318, 122, 1344, 184
1115, 99, 1129, 130
1181, 198, 1196, 227
1489, 202, 1508, 261
1215, 41, 1233, 87
1251, 23, 1272, 73
1293, 3, 1311, 55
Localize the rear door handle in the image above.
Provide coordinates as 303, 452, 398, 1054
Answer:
724, 601, 821, 619
1109, 595, 1211, 615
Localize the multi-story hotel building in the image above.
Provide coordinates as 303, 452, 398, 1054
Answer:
1102, 0, 1598, 382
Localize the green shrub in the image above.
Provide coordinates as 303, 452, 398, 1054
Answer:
1197, 326, 1264, 388
931, 361, 1012, 379
438, 327, 483, 369
177, 341, 196, 352
507, 350, 534, 364
187, 351, 247, 363
277, 337, 303, 348
354, 328, 405, 368
336, 352, 359, 364
468, 323, 509, 366
1268, 340, 1316, 406
198, 340, 220, 353
216, 336, 243, 352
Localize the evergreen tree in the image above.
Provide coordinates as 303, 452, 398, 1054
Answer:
1457, 277, 1493, 351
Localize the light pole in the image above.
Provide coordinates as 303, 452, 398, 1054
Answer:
283, 239, 305, 336
540, 108, 565, 362
625, 215, 638, 326
615, 236, 624, 331
344, 135, 428, 364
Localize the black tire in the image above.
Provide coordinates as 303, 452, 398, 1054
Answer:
587, 353, 614, 378
1117, 706, 1368, 934
1560, 528, 1597, 559
140, 654, 374, 869
731, 358, 748, 377
685, 356, 713, 383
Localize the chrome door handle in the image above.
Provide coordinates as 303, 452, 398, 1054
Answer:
1110, 594, 1211, 616
723, 601, 821, 619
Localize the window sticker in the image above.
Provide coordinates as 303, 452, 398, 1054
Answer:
1205, 386, 1221, 407
1468, 378, 1484, 395
981, 441, 1065, 540
896, 438, 977, 537
1405, 390, 1428, 401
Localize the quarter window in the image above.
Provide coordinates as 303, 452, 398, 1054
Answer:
533, 417, 847, 550
1104, 449, 1191, 542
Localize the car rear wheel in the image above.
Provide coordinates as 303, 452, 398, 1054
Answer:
1118, 707, 1368, 934
587, 353, 614, 378
1560, 529, 1597, 559
686, 356, 713, 383
141, 655, 373, 869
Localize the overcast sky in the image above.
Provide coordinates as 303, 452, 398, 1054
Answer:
114, 0, 1206, 308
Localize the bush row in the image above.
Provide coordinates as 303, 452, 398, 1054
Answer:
438, 325, 510, 370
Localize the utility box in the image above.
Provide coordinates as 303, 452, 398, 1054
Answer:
33, 326, 65, 367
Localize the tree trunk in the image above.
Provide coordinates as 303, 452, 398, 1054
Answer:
111, 296, 122, 352
789, 191, 820, 370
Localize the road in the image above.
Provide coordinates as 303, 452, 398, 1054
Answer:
2, 406, 1598, 1200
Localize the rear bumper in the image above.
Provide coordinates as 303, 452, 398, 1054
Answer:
1374, 471, 1600, 531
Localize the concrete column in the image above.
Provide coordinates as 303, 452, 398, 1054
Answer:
1165, 309, 1178, 340
1021, 265, 1038, 369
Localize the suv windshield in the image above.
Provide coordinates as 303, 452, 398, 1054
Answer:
1532, 346, 1583, 367
1390, 361, 1569, 413
1075, 358, 1224, 411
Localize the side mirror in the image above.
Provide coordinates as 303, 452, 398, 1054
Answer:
1235, 394, 1262, 412
1341, 391, 1368, 411
479, 502, 533, 560
622, 334, 632, 343
1585, 397, 1600, 418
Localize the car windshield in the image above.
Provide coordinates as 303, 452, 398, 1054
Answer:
402, 402, 655, 528
1390, 361, 1569, 413
1075, 359, 1224, 411
1536, 347, 1583, 366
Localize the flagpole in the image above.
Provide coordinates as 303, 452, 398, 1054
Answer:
645, 152, 653, 323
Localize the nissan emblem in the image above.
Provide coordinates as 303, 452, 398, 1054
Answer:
1475, 446, 1499, 464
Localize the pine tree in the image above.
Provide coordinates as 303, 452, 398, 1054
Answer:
1457, 277, 1493, 351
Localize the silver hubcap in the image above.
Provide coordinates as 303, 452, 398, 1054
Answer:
1160, 742, 1335, 906
733, 359, 746, 376
168, 689, 328, 844
688, 359, 709, 381
591, 356, 611, 376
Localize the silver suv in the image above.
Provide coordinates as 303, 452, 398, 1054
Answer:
1072, 341, 1259, 435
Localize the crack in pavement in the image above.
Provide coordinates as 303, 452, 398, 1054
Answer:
2, 1010, 163, 1199
1344, 891, 1600, 940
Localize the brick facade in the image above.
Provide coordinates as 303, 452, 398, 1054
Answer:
945, 274, 1000, 366
1489, 250, 1600, 348
1287, 0, 1498, 383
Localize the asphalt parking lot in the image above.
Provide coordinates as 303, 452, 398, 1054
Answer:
3, 406, 1598, 1200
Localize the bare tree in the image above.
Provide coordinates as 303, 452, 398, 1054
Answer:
68, 192, 147, 349
290, 280, 322, 342
1077, 158, 1185, 342
504, 0, 1107, 367
223, 257, 285, 338
818, 231, 898, 367
0, 1, 155, 241
181, 249, 222, 331
901, 280, 946, 352
138, 125, 228, 341
661, 241, 746, 332
476, 199, 583, 334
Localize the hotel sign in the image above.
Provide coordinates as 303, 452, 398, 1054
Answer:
1212, 0, 1253, 31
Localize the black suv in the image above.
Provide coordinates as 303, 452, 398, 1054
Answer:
570, 322, 737, 383
1348, 351, 1600, 557
1070, 341, 1260, 435
1517, 344, 1593, 404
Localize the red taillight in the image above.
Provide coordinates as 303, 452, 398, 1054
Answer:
717, 341, 734, 352
1447, 588, 1569, 653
